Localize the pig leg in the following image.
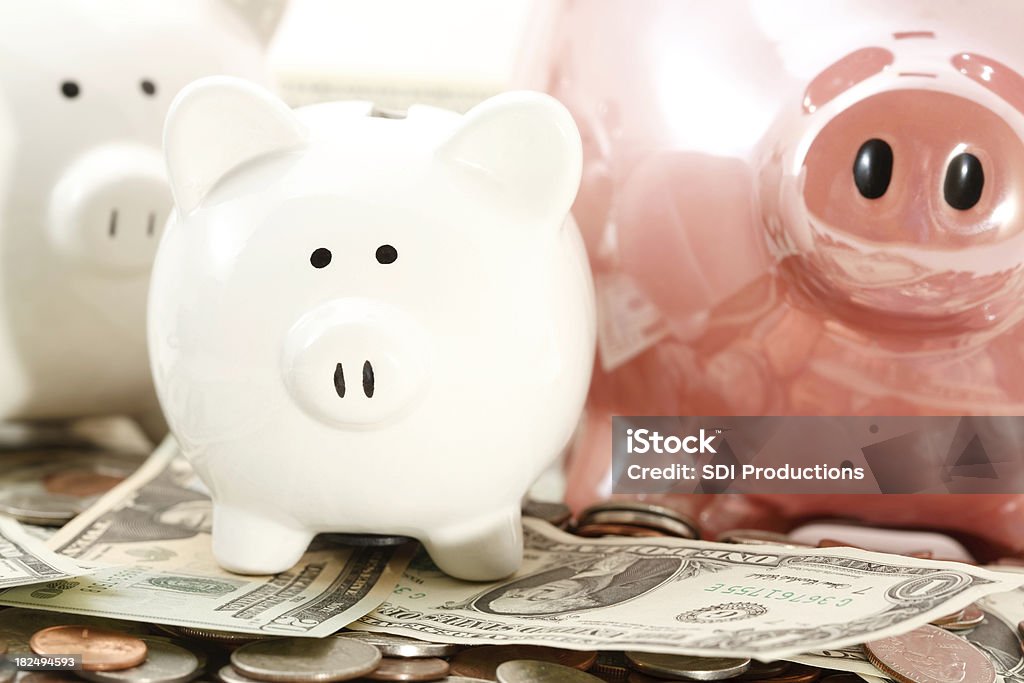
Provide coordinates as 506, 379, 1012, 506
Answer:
422, 508, 522, 581
212, 505, 313, 575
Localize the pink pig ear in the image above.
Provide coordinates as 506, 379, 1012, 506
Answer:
436, 91, 582, 224
164, 76, 306, 214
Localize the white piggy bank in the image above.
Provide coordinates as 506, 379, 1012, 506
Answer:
149, 77, 596, 580
0, 1, 285, 439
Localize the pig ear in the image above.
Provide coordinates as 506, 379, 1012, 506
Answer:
222, 0, 288, 46
164, 76, 306, 214
436, 91, 582, 224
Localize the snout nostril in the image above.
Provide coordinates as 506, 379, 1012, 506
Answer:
147, 212, 156, 236
108, 209, 118, 238
363, 361, 375, 398
334, 362, 346, 398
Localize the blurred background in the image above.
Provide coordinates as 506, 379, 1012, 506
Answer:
268, 0, 538, 111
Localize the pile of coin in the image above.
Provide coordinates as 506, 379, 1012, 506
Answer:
571, 502, 700, 540
0, 597, 1006, 683
0, 449, 140, 529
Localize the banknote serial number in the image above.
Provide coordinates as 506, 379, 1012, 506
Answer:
704, 583, 853, 606
5, 654, 82, 670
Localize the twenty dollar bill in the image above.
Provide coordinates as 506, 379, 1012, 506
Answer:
354, 518, 1024, 659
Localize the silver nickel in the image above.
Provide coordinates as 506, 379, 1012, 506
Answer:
231, 637, 382, 682
165, 625, 268, 645
78, 638, 201, 683
335, 632, 463, 658
497, 661, 605, 683
0, 491, 84, 525
624, 653, 751, 681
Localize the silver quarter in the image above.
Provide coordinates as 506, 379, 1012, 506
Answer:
625, 653, 751, 681
78, 638, 201, 683
335, 632, 463, 658
231, 637, 382, 682
0, 491, 84, 525
497, 661, 606, 683
162, 625, 268, 645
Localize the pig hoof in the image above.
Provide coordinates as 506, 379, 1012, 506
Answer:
422, 511, 522, 580
212, 506, 313, 575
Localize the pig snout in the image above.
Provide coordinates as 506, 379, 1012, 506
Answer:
48, 143, 170, 273
768, 85, 1024, 320
282, 298, 428, 427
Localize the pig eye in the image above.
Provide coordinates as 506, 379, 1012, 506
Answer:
853, 138, 893, 199
375, 244, 398, 264
943, 153, 984, 210
310, 248, 332, 268
140, 79, 157, 96
60, 81, 80, 99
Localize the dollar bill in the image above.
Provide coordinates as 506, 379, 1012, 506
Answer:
792, 570, 1024, 679
0, 515, 96, 588
788, 647, 886, 678
0, 437, 414, 636
352, 518, 1024, 659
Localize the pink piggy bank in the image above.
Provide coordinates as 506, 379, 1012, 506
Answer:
523, 0, 1024, 559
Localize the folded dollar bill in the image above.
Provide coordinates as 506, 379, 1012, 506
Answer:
0, 438, 414, 636
352, 518, 1024, 659
0, 515, 96, 588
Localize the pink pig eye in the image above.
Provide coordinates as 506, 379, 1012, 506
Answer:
310, 248, 332, 268
853, 138, 893, 199
943, 153, 984, 210
375, 244, 398, 264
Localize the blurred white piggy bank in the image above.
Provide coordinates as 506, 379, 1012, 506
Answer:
0, 1, 285, 439
149, 77, 596, 580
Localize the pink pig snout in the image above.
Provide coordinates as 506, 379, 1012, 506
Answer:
48, 143, 171, 274
282, 298, 429, 427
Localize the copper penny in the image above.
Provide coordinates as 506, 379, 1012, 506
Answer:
589, 653, 631, 682
367, 658, 451, 682
451, 647, 597, 681
759, 664, 820, 683
865, 624, 995, 683
738, 661, 790, 680
574, 524, 667, 538
43, 469, 125, 497
30, 625, 147, 671
929, 608, 966, 627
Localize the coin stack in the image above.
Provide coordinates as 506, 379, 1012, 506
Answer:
0, 449, 140, 530
571, 502, 700, 540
